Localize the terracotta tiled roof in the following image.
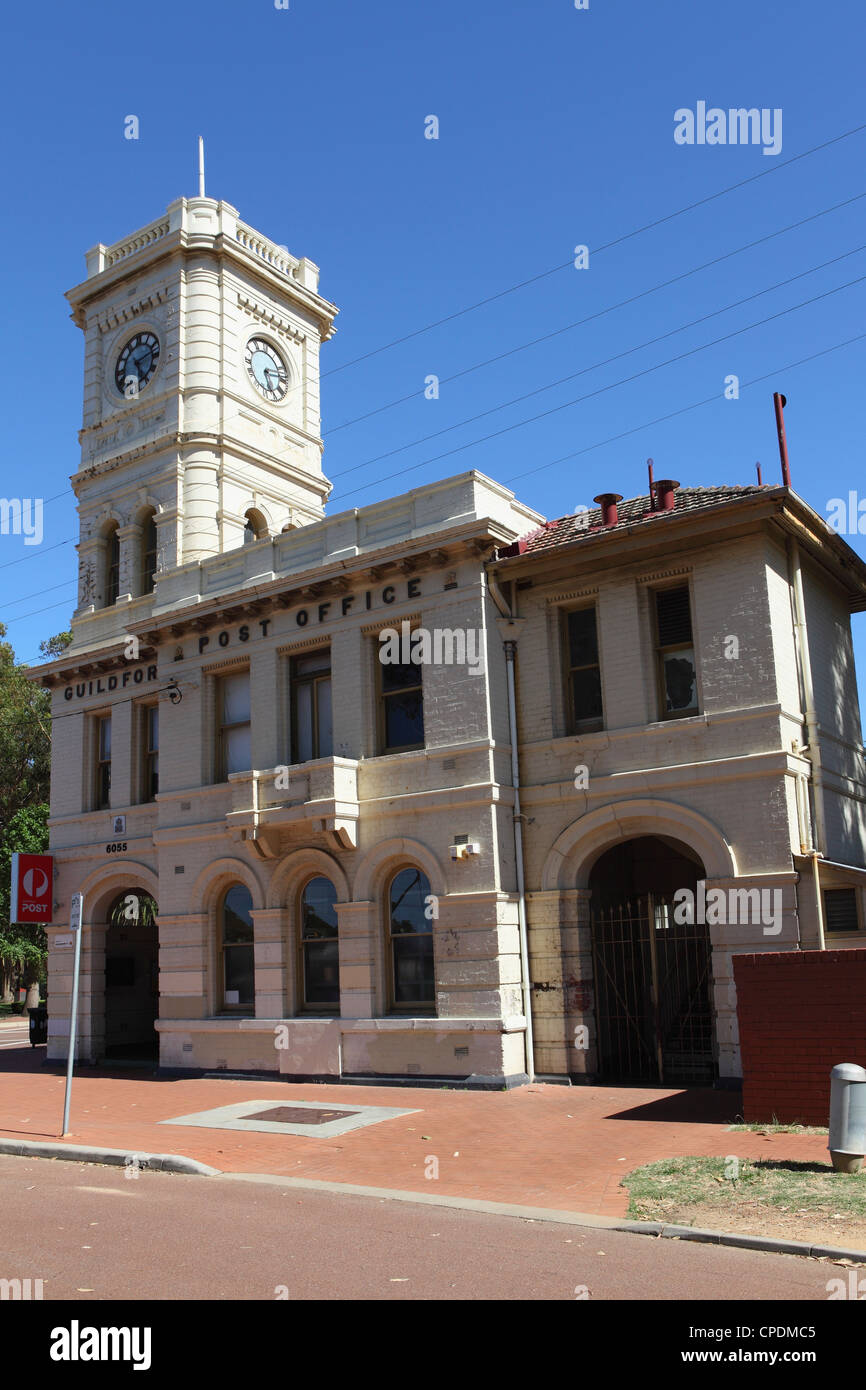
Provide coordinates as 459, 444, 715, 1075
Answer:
498, 484, 774, 557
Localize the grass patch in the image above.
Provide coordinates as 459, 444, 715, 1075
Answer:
624, 1155, 866, 1250
729, 1122, 828, 1136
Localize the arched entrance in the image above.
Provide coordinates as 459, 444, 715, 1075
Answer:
589, 836, 716, 1085
104, 890, 159, 1061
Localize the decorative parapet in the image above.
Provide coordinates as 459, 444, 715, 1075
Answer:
86, 216, 172, 277
235, 222, 299, 279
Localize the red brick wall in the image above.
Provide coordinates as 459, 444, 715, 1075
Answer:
733, 949, 866, 1125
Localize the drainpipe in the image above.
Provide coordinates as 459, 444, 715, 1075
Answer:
487, 570, 535, 1082
787, 538, 827, 949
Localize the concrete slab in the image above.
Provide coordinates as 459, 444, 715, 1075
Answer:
158, 1097, 420, 1138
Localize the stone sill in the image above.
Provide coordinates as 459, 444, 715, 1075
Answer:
155, 1015, 527, 1034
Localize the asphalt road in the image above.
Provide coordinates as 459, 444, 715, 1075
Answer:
0, 1153, 847, 1302
0, 1020, 31, 1050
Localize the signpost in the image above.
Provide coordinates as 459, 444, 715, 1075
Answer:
61, 893, 84, 1137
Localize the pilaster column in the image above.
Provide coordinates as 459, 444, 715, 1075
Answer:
157, 912, 208, 1019
337, 901, 376, 1018
75, 537, 102, 615
154, 507, 180, 574
253, 908, 287, 1019
116, 523, 142, 602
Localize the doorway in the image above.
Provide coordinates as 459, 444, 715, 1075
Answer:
589, 837, 716, 1085
104, 891, 159, 1061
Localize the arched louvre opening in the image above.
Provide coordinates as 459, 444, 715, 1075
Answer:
141, 511, 158, 594
243, 509, 268, 544
105, 525, 120, 606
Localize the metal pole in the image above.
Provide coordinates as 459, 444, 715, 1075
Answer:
812, 849, 826, 952
773, 392, 791, 487
61, 894, 83, 1137
646, 894, 664, 1082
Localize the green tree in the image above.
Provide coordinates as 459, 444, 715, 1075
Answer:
39, 632, 73, 660
0, 805, 48, 1006
0, 626, 69, 1005
0, 623, 51, 828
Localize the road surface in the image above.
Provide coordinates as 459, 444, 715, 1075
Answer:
0, 1153, 845, 1302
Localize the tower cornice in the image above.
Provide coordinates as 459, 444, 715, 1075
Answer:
66, 197, 338, 340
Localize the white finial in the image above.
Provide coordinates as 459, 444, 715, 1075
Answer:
198, 136, 205, 198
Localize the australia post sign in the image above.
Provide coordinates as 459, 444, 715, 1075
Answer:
10, 853, 53, 924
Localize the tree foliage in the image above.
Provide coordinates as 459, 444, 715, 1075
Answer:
0, 626, 68, 999
0, 622, 52, 827
0, 804, 49, 976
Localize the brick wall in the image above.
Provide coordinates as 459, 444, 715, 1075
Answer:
733, 949, 866, 1124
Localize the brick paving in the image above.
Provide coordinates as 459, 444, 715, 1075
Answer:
0, 1046, 828, 1216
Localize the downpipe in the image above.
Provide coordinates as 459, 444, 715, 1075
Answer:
487, 571, 535, 1082
788, 538, 827, 949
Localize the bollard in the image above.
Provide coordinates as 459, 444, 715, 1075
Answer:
828, 1063, 866, 1173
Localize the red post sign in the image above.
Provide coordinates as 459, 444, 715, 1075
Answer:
10, 853, 53, 924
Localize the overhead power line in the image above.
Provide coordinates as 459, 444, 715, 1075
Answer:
332, 272, 866, 502
322, 120, 866, 377
505, 332, 866, 486
325, 190, 866, 437
330, 243, 866, 481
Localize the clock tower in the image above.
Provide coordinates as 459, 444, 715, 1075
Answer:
65, 194, 338, 645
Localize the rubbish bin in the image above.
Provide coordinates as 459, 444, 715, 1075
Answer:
28, 1005, 47, 1047
829, 1062, 866, 1173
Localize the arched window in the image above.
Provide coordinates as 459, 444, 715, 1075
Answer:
141, 511, 158, 594
219, 884, 254, 1011
105, 524, 120, 606
388, 867, 434, 1010
299, 877, 339, 1009
243, 509, 268, 544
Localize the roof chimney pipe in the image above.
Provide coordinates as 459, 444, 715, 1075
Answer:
593, 492, 623, 527
647, 458, 656, 511
773, 392, 792, 488
653, 479, 680, 512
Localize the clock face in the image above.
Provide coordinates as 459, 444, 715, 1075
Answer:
115, 332, 160, 395
245, 337, 289, 402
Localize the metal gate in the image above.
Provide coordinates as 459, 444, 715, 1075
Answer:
591, 894, 716, 1084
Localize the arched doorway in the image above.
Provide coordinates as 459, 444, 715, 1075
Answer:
589, 836, 716, 1085
104, 890, 159, 1061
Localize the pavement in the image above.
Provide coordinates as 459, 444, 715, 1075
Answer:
0, 1039, 830, 1220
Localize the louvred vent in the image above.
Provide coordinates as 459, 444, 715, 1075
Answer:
655, 586, 692, 645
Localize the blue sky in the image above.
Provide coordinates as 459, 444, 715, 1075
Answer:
2, 0, 865, 706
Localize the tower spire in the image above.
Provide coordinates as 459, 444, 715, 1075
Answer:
198, 136, 205, 198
